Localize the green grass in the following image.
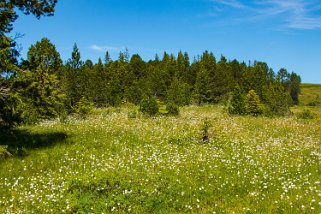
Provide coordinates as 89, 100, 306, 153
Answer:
291, 83, 321, 119
1, 104, 321, 213
299, 83, 321, 106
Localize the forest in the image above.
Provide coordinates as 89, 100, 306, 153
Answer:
1, 39, 303, 127
1, 37, 302, 125
0, 1, 303, 128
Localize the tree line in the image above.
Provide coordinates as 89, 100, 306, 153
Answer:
1, 37, 301, 127
0, 0, 301, 128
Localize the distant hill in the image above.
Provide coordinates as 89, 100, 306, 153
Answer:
300, 83, 321, 106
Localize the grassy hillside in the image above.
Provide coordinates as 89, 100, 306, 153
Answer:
1, 105, 321, 213
299, 83, 321, 106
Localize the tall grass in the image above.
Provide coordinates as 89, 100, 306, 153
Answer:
1, 105, 321, 213
300, 83, 321, 106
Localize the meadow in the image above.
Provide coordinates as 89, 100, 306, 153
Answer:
0, 86, 321, 213
299, 84, 321, 107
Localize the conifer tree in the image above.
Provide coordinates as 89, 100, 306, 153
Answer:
63, 43, 82, 107
0, 0, 58, 127
265, 83, 291, 116
289, 72, 301, 105
193, 51, 216, 104
124, 54, 146, 104
104, 51, 112, 66
16, 38, 65, 123
211, 55, 233, 102
228, 86, 246, 115
246, 90, 264, 116
166, 77, 191, 106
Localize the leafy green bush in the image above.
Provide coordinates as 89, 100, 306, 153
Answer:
297, 109, 315, 119
73, 97, 94, 118
139, 97, 159, 116
228, 86, 246, 115
166, 102, 180, 116
0, 145, 12, 159
264, 85, 292, 116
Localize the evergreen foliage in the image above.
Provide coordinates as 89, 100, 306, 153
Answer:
139, 97, 159, 116
2, 45, 303, 124
228, 86, 247, 115
72, 96, 93, 118
166, 78, 191, 106
246, 90, 264, 116
14, 38, 65, 124
264, 84, 292, 116
0, 0, 306, 126
202, 118, 212, 142
61, 43, 82, 108
1, 4, 303, 125
0, 0, 58, 128
166, 102, 180, 116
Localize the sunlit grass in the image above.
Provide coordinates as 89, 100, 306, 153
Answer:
1, 105, 321, 213
300, 83, 321, 106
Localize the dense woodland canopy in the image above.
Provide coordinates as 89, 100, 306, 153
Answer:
0, 0, 301, 128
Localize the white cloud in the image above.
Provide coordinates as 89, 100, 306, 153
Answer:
90, 44, 124, 52
287, 16, 321, 30
210, 0, 321, 30
90, 44, 166, 54
211, 0, 246, 9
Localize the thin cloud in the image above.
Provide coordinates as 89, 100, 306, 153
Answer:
211, 0, 246, 9
90, 45, 124, 52
90, 44, 166, 54
288, 17, 321, 30
209, 0, 321, 30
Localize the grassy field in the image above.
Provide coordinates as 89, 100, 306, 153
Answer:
299, 83, 321, 106
1, 85, 321, 213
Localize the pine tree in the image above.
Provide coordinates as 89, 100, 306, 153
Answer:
63, 43, 82, 107
15, 38, 65, 123
211, 55, 233, 103
289, 72, 301, 105
228, 86, 246, 115
104, 51, 112, 66
193, 51, 216, 104
0, 1, 57, 127
27, 38, 62, 73
246, 90, 264, 116
166, 77, 191, 106
265, 83, 291, 116
124, 54, 147, 104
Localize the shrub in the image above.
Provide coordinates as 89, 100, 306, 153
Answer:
202, 118, 212, 143
228, 86, 246, 115
297, 109, 315, 119
73, 97, 93, 118
0, 145, 12, 159
166, 102, 180, 116
265, 85, 292, 116
139, 97, 159, 116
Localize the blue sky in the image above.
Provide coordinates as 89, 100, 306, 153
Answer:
12, 0, 321, 83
